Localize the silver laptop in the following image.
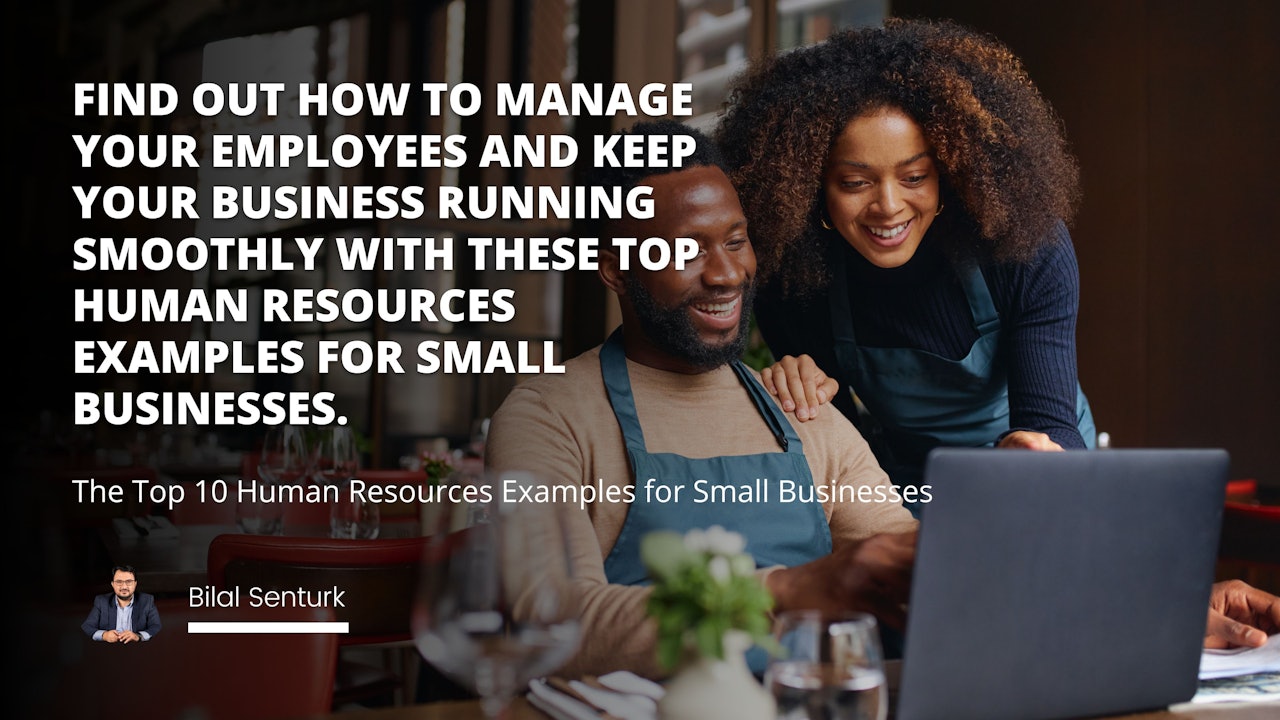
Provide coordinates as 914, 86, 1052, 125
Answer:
897, 448, 1228, 720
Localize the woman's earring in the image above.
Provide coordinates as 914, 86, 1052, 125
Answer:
820, 212, 834, 230
935, 203, 945, 217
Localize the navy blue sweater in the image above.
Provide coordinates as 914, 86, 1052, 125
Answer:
754, 222, 1086, 455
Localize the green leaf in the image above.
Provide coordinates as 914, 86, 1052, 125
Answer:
642, 528, 776, 668
695, 620, 724, 660
641, 531, 689, 580
657, 631, 684, 671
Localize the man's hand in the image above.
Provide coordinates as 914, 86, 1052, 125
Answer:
759, 354, 840, 422
118, 630, 142, 644
1205, 579, 1280, 648
102, 630, 120, 643
767, 531, 916, 629
997, 431, 1063, 451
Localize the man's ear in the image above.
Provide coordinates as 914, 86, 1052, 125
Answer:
598, 246, 628, 296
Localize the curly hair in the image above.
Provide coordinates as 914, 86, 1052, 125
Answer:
716, 18, 1080, 297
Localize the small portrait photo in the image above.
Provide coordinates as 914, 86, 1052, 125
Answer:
81, 565, 162, 643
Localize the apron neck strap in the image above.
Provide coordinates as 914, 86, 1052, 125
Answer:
729, 361, 798, 452
958, 263, 1001, 334
600, 328, 799, 454
828, 247, 861, 377
601, 329, 649, 454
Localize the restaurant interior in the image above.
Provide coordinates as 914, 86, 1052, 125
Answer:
15, 0, 1279, 718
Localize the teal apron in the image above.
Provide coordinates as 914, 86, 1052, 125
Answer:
599, 330, 832, 671
828, 247, 1096, 512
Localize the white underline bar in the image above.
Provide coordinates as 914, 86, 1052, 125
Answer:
187, 621, 350, 634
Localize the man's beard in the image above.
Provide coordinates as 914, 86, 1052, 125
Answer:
624, 275, 755, 370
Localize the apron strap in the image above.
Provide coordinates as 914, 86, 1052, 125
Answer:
959, 263, 1001, 335
601, 329, 649, 454
828, 247, 861, 375
729, 361, 800, 453
601, 329, 799, 455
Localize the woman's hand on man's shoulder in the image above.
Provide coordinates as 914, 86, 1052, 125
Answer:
760, 354, 840, 422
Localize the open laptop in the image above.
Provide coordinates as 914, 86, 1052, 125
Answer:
896, 448, 1229, 720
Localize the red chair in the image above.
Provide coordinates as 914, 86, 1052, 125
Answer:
1218, 496, 1280, 594
208, 533, 432, 706
47, 602, 337, 720
1225, 478, 1257, 502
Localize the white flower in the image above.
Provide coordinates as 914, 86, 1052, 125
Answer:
730, 554, 755, 577
708, 555, 731, 583
682, 528, 709, 553
703, 525, 747, 556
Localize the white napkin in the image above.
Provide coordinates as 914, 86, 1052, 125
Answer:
528, 672, 664, 720
595, 671, 664, 702
528, 679, 600, 720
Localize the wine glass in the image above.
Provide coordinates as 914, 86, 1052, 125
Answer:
311, 426, 359, 486
311, 427, 374, 538
234, 477, 284, 535
766, 611, 888, 720
328, 487, 380, 538
412, 470, 582, 718
257, 425, 311, 486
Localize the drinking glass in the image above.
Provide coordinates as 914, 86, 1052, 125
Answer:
412, 470, 582, 718
311, 426, 360, 486
234, 477, 284, 535
766, 611, 888, 720
310, 427, 372, 538
257, 426, 311, 486
329, 487, 380, 539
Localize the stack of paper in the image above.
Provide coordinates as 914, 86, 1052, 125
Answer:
1200, 635, 1280, 679
1193, 634, 1280, 704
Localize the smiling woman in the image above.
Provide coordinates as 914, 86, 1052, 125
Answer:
824, 109, 941, 269
718, 18, 1095, 501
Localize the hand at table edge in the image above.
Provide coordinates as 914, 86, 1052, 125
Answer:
1204, 579, 1280, 649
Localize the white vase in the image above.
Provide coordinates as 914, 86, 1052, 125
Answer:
657, 630, 774, 720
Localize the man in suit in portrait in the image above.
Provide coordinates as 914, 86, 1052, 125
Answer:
82, 565, 162, 642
